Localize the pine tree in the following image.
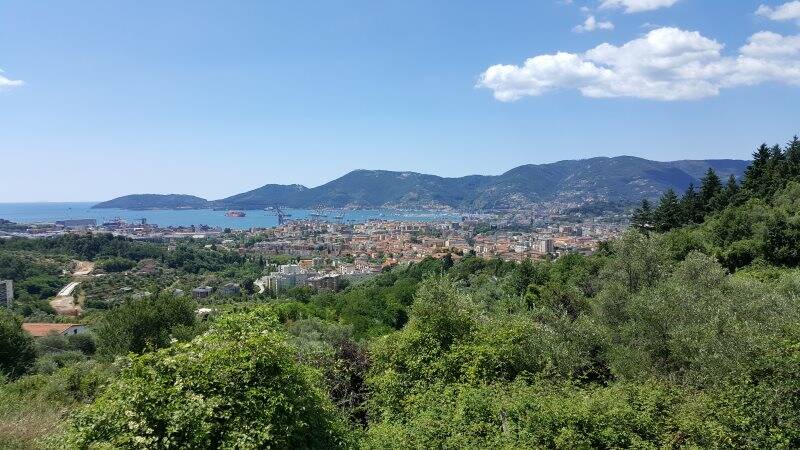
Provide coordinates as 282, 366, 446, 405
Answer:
631, 199, 654, 233
712, 175, 739, 211
743, 143, 772, 197
763, 144, 788, 198
724, 174, 739, 200
699, 168, 723, 213
654, 189, 682, 232
785, 136, 800, 178
680, 183, 703, 224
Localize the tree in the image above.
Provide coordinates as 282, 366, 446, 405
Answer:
786, 135, 800, 178
763, 144, 788, 198
654, 189, 682, 232
764, 213, 800, 266
699, 168, 723, 213
631, 199, 654, 233
0, 310, 36, 378
97, 257, 136, 273
679, 183, 703, 224
743, 143, 772, 198
95, 294, 197, 357
69, 308, 352, 448
710, 175, 739, 211
441, 253, 454, 271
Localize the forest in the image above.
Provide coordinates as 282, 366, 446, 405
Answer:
2, 137, 800, 448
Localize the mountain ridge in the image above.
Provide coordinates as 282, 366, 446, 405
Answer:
92, 156, 750, 211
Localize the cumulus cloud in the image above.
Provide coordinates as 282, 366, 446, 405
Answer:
756, 1, 800, 23
573, 16, 615, 33
477, 27, 800, 101
600, 0, 680, 13
0, 69, 23, 90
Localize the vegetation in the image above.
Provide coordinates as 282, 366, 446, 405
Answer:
3, 137, 800, 448
0, 310, 37, 379
69, 308, 352, 449
93, 294, 199, 358
634, 136, 800, 271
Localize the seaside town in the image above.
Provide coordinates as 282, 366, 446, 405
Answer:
1, 211, 625, 296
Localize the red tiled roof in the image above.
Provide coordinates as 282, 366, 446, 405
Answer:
21, 323, 83, 337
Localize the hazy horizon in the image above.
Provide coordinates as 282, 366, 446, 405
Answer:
2, 0, 799, 202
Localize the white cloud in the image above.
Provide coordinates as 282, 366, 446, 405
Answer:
573, 16, 615, 33
600, 0, 680, 13
756, 1, 800, 23
0, 69, 23, 90
477, 27, 800, 101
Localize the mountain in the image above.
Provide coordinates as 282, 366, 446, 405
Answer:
212, 184, 308, 210
92, 194, 209, 210
93, 156, 750, 211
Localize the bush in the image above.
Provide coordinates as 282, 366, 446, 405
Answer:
96, 257, 136, 273
33, 351, 86, 375
95, 294, 197, 357
67, 332, 97, 355
364, 380, 680, 449
68, 307, 353, 448
0, 310, 36, 378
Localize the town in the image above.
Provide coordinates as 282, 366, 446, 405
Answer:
1, 212, 625, 297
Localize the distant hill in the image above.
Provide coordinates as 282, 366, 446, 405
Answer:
211, 184, 308, 210
93, 157, 750, 211
92, 194, 209, 210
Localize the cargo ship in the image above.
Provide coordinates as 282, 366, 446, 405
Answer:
225, 210, 246, 218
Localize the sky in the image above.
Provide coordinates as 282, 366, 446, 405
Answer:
2, 0, 800, 202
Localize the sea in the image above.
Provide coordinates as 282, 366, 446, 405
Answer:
0, 203, 460, 230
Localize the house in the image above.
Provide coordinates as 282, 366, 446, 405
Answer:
22, 323, 86, 337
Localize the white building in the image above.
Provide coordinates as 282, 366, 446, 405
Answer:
535, 238, 555, 254
0, 280, 12, 308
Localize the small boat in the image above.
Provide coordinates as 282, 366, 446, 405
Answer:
225, 210, 246, 218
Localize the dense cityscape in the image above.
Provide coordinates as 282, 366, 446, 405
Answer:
1, 209, 626, 301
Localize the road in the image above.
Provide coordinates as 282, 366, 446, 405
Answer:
56, 281, 80, 297
50, 261, 95, 316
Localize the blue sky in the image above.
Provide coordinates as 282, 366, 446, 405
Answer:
2, 0, 800, 201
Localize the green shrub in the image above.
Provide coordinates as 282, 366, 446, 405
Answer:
0, 310, 36, 378
94, 294, 197, 357
68, 307, 353, 449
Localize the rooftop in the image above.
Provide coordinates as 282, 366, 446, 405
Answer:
22, 323, 84, 337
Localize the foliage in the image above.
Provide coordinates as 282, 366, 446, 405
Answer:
68, 308, 353, 449
94, 294, 198, 357
0, 310, 37, 379
96, 256, 137, 273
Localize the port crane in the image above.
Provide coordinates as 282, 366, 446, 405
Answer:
272, 205, 288, 225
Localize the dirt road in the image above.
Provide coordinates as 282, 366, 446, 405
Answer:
49, 261, 95, 316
